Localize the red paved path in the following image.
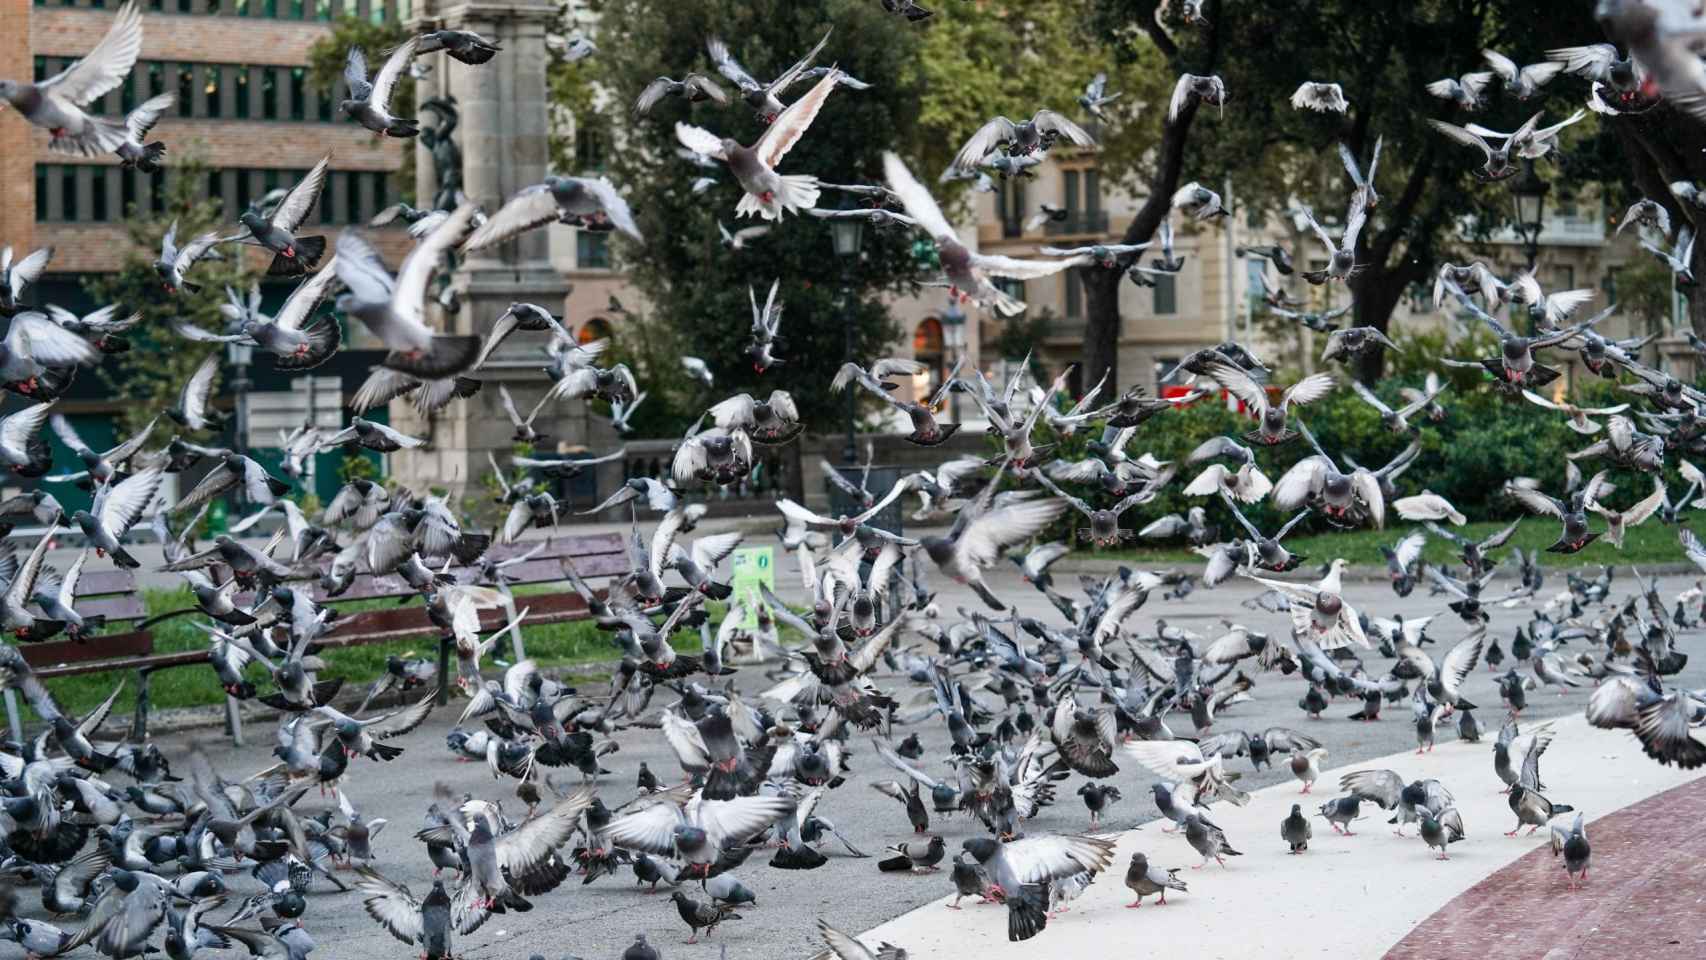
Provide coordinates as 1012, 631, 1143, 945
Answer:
1385, 777, 1706, 959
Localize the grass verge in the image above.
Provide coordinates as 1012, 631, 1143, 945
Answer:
1095, 518, 1691, 570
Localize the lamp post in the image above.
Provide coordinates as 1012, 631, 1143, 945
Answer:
829, 214, 866, 463
941, 297, 966, 423
1511, 158, 1549, 272
225, 339, 253, 518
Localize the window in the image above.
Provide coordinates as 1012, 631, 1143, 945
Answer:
235, 169, 252, 216
289, 0, 303, 17
369, 0, 385, 24
1602, 271, 1618, 305
315, 0, 331, 20
147, 62, 163, 99
913, 318, 945, 393
1063, 170, 1080, 218
261, 66, 277, 119
208, 170, 225, 214
289, 67, 306, 121
319, 170, 334, 224
91, 169, 108, 222
1065, 269, 1082, 319
33, 56, 46, 82
577, 232, 611, 269
1085, 169, 1102, 219
372, 171, 389, 214
1245, 258, 1266, 312
1153, 274, 1177, 314
35, 166, 47, 221
202, 65, 221, 118
121, 166, 136, 216
1555, 265, 1576, 291
344, 172, 361, 224
61, 166, 77, 222
178, 0, 191, 13
575, 124, 608, 173
177, 65, 193, 118
234, 67, 249, 119
120, 70, 135, 113
994, 277, 1025, 316
1155, 357, 1184, 389
997, 179, 1027, 237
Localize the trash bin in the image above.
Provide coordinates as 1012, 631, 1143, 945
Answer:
825, 466, 904, 537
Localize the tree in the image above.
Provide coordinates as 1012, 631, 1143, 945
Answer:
1081, 0, 1622, 384
568, 0, 932, 432
84, 151, 251, 437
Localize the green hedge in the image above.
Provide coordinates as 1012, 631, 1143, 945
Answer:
1034, 365, 1679, 546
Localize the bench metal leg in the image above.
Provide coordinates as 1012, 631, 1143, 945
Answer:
130, 669, 151, 743
224, 694, 244, 747
436, 635, 452, 706
2, 689, 21, 743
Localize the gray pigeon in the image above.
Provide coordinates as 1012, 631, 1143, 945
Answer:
1281, 803, 1312, 853
705, 28, 832, 123
1316, 795, 1362, 835
341, 40, 420, 136
351, 867, 451, 959
1, 245, 52, 315
114, 92, 175, 172
1183, 813, 1241, 868
335, 206, 483, 378
1549, 812, 1589, 888
462, 176, 643, 248
229, 159, 329, 277
0, 2, 142, 156
415, 29, 502, 64
1122, 851, 1186, 907
675, 67, 845, 221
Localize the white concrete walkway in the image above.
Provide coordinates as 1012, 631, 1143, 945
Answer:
853, 715, 1703, 960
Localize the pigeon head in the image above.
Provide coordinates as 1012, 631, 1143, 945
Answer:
674, 824, 707, 850
238, 209, 267, 233
961, 837, 999, 863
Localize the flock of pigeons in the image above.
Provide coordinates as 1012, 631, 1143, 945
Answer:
1, 2, 1706, 959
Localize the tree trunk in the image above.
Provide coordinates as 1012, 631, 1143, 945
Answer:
1081, 268, 1123, 389
1080, 1, 1222, 393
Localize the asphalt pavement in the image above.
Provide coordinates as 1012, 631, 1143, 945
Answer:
5, 560, 1696, 960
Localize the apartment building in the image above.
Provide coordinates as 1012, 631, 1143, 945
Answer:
0, 0, 411, 508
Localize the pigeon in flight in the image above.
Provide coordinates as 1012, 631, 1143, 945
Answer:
0, 1, 143, 155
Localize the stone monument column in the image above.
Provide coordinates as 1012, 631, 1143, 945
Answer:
393, 0, 590, 503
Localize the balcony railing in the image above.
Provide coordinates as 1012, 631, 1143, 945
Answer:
1044, 210, 1110, 236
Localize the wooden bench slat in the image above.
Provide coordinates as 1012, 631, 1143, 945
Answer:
482, 534, 625, 563
73, 570, 141, 597
70, 597, 150, 621
22, 630, 155, 670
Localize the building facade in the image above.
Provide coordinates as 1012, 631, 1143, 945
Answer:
1, 0, 412, 511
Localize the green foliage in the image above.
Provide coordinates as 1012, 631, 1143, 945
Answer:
338, 449, 379, 483
571, 0, 931, 428
1040, 370, 1680, 549
305, 16, 415, 204
991, 308, 1057, 363
84, 151, 247, 438
1615, 255, 1678, 340
909, 3, 1164, 187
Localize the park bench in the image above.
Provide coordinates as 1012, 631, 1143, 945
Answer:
4, 532, 629, 746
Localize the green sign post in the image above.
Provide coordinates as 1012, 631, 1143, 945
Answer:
728, 547, 775, 629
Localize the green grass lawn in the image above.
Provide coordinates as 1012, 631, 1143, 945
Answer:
1099, 518, 1693, 570
24, 585, 663, 722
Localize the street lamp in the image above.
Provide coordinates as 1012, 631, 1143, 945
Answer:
225, 339, 254, 519
1511, 158, 1550, 271
941, 297, 966, 423
830, 214, 865, 463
